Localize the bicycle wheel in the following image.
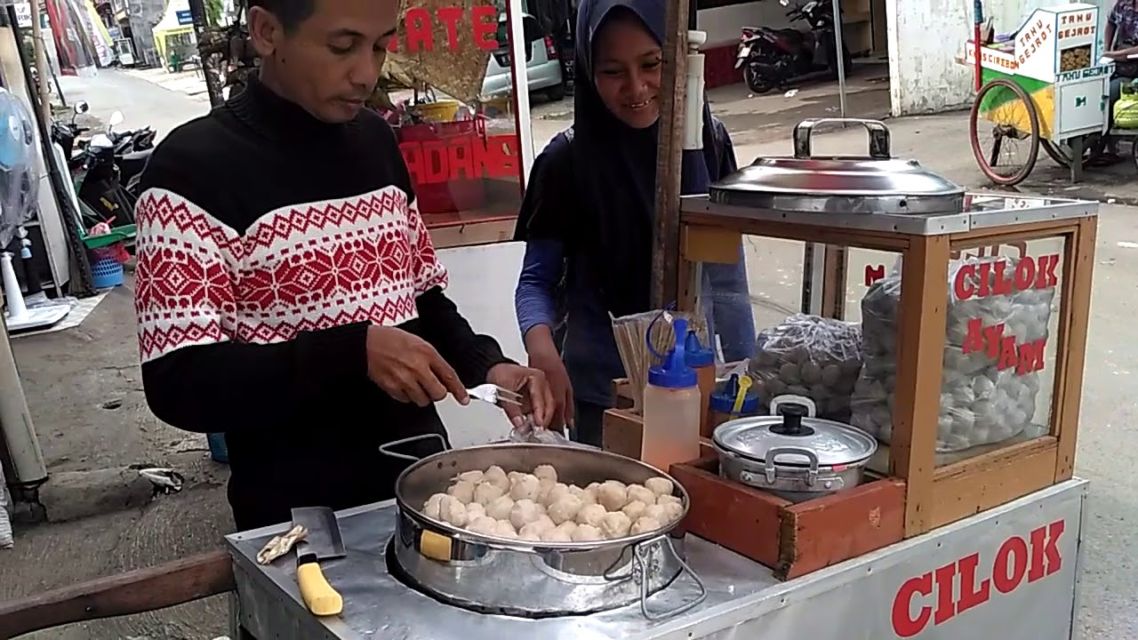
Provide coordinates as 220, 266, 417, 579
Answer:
969, 79, 1041, 186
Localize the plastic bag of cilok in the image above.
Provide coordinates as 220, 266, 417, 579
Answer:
850, 253, 1055, 453
747, 313, 864, 422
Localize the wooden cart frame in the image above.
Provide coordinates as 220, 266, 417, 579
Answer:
675, 195, 1096, 538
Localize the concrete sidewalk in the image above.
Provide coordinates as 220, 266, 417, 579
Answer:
121, 67, 211, 100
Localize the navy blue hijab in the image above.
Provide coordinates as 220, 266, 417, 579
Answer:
516, 0, 728, 317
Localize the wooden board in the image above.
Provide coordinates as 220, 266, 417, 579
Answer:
929, 437, 1059, 529
602, 407, 645, 460
1050, 218, 1096, 480
0, 550, 234, 638
780, 478, 906, 580
670, 457, 907, 580
681, 212, 912, 252
889, 235, 950, 537
670, 458, 786, 568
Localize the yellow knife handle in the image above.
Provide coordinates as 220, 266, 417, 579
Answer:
297, 561, 343, 616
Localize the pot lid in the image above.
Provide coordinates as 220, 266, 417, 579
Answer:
712, 400, 877, 467
709, 118, 965, 215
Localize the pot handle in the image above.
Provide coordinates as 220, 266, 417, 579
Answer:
769, 394, 817, 418
793, 118, 891, 160
378, 433, 449, 462
764, 446, 820, 485
634, 536, 708, 621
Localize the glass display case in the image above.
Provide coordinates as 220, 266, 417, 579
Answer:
681, 166, 1096, 537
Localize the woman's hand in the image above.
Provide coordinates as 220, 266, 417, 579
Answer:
486, 363, 554, 428
524, 326, 575, 429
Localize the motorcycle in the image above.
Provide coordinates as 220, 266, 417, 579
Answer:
51, 105, 144, 229
50, 101, 90, 172
735, 0, 852, 95
51, 102, 153, 175
111, 126, 156, 155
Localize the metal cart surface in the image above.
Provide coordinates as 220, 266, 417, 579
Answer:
225, 479, 1087, 640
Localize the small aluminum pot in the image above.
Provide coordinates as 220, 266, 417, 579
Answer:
712, 395, 877, 503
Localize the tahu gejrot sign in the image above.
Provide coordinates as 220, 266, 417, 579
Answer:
890, 519, 1066, 637
1057, 9, 1096, 42
1016, 16, 1054, 64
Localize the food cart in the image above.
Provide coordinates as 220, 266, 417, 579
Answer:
0, 3, 1097, 639
959, 2, 1112, 185
219, 111, 1096, 638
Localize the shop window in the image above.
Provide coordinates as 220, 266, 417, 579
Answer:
380, 3, 546, 249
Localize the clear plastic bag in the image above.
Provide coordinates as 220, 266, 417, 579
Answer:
851, 255, 1055, 452
747, 313, 864, 421
508, 418, 596, 448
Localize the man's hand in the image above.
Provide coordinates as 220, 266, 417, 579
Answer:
486, 363, 554, 429
366, 326, 469, 407
524, 326, 575, 428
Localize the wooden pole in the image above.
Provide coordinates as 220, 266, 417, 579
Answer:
188, 0, 225, 108
649, 0, 690, 309
0, 550, 235, 637
28, 0, 52, 126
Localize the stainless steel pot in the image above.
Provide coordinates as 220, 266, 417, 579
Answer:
380, 437, 706, 620
712, 395, 878, 503
709, 118, 965, 215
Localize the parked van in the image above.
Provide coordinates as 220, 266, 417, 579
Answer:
481, 12, 565, 102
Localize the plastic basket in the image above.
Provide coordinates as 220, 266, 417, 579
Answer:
207, 432, 229, 464
90, 256, 124, 289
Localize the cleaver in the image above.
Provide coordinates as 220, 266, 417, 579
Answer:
291, 506, 346, 616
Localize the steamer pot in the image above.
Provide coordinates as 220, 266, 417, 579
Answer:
381, 437, 706, 619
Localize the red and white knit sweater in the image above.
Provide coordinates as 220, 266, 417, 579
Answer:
134, 76, 510, 530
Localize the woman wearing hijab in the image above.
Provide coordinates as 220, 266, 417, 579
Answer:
513, 0, 756, 446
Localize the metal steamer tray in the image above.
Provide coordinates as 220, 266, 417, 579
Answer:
382, 438, 705, 620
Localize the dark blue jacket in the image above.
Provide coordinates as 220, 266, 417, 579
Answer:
513, 120, 755, 406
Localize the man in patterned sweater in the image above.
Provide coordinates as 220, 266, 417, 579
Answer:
133, 0, 553, 530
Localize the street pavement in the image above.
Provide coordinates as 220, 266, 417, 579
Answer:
0, 68, 1135, 638
55, 70, 211, 144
